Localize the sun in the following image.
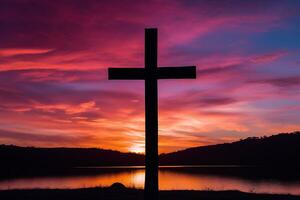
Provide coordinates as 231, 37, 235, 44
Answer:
129, 144, 144, 154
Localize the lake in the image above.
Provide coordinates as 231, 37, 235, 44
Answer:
0, 166, 300, 195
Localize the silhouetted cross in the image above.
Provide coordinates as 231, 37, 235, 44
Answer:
108, 28, 196, 200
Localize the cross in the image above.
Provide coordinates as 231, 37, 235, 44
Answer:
108, 28, 196, 200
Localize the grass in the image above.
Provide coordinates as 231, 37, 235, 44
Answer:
0, 184, 299, 200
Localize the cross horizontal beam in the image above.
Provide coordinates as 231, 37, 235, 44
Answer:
108, 68, 145, 80
108, 66, 196, 80
156, 66, 196, 79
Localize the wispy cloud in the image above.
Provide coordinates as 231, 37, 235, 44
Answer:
0, 48, 54, 57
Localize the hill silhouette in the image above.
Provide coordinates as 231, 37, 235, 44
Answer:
0, 145, 144, 167
159, 131, 300, 166
0, 145, 144, 178
1, 131, 299, 178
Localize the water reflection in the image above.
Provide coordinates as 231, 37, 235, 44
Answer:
0, 167, 300, 195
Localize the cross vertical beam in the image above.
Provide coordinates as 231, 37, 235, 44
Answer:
145, 28, 158, 200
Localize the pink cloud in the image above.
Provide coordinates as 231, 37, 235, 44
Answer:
250, 51, 288, 63
0, 48, 54, 57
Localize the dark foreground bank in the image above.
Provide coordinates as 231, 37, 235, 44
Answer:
0, 184, 299, 200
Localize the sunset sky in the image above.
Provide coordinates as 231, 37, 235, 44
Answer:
0, 0, 300, 153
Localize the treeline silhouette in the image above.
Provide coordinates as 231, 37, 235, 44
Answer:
1, 131, 299, 178
0, 146, 144, 178
160, 131, 300, 166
